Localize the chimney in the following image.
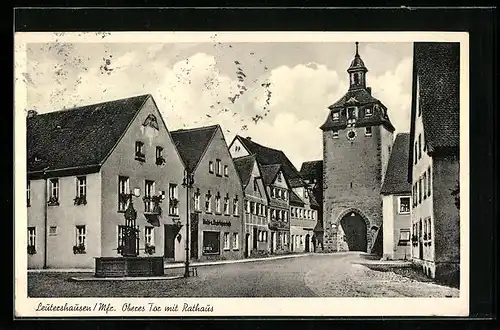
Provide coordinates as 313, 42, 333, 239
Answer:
27, 110, 38, 118
366, 87, 372, 95
246, 136, 252, 140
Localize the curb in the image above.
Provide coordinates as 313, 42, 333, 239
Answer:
28, 253, 313, 274
69, 275, 184, 282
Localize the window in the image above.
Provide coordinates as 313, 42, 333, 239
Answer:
135, 141, 145, 161
365, 107, 373, 117
49, 178, 59, 204
209, 161, 214, 173
388, 145, 392, 155
283, 190, 288, 200
258, 231, 263, 241
145, 226, 154, 246
312, 211, 315, 220
216, 159, 222, 176
194, 189, 201, 211
418, 134, 422, 159
168, 183, 178, 215
156, 146, 165, 165
205, 191, 212, 213
398, 197, 411, 214
145, 180, 155, 212
365, 126, 372, 136
245, 200, 250, 213
418, 178, 422, 204
235, 145, 241, 152
414, 143, 418, 164
233, 196, 239, 216
332, 112, 340, 121
117, 225, 125, 249
428, 167, 432, 197
284, 211, 288, 222
347, 107, 357, 121
118, 176, 130, 211
428, 218, 432, 240
203, 231, 220, 255
223, 165, 229, 177
223, 232, 230, 250
333, 130, 339, 138
277, 189, 282, 199
28, 227, 36, 251
423, 172, 427, 199
75, 225, 86, 248
353, 73, 360, 85
271, 188, 276, 198
76, 176, 87, 198
271, 209, 276, 219
233, 233, 239, 250
223, 195, 230, 215
27, 180, 31, 207
250, 201, 255, 214
215, 193, 221, 213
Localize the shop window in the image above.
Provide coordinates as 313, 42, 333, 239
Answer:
203, 231, 220, 255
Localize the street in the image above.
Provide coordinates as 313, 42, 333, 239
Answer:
28, 252, 459, 298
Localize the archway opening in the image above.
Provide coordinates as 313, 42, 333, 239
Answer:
340, 211, 368, 252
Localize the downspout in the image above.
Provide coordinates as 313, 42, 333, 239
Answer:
43, 168, 48, 269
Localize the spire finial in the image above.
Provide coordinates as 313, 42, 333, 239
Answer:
355, 42, 359, 56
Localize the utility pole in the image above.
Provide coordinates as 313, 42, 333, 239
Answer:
182, 171, 194, 277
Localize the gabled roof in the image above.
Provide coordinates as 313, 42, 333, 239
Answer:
27, 94, 150, 177
233, 154, 257, 188
289, 190, 305, 206
408, 42, 460, 181
260, 164, 282, 186
308, 193, 320, 208
300, 160, 323, 180
381, 133, 412, 195
234, 135, 303, 186
170, 125, 219, 173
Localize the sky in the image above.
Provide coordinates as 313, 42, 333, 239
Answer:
24, 39, 413, 169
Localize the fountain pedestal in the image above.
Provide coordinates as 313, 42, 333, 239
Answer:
95, 256, 164, 277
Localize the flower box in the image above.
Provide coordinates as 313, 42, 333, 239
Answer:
155, 156, 166, 166
135, 152, 146, 162
27, 245, 36, 255
74, 195, 87, 206
73, 244, 86, 254
145, 245, 155, 255
47, 196, 59, 206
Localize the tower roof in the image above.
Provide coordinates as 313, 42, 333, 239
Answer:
347, 42, 367, 73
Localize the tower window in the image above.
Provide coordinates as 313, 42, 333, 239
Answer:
365, 127, 372, 136
347, 107, 357, 121
332, 112, 339, 121
353, 73, 360, 85
365, 107, 372, 117
333, 130, 339, 138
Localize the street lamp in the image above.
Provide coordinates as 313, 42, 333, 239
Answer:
181, 170, 195, 278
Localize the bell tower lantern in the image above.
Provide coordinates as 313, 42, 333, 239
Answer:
348, 42, 368, 90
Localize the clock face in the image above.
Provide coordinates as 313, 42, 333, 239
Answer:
347, 129, 356, 140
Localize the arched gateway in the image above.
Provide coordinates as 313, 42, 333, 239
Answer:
338, 209, 370, 252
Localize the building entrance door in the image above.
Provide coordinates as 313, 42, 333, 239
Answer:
340, 212, 368, 252
305, 234, 310, 252
164, 225, 176, 259
253, 227, 258, 250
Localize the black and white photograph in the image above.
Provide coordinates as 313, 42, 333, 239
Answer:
14, 31, 469, 317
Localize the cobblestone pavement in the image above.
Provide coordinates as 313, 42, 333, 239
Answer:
304, 253, 459, 297
28, 252, 459, 297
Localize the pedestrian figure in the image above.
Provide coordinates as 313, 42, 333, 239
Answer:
312, 235, 317, 252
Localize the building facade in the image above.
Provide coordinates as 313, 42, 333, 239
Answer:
170, 125, 244, 261
320, 42, 395, 254
381, 133, 412, 260
289, 187, 318, 253
27, 94, 186, 269
233, 154, 270, 257
299, 160, 324, 249
408, 42, 460, 286
261, 164, 291, 254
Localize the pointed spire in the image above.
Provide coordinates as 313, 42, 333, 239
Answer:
355, 42, 359, 56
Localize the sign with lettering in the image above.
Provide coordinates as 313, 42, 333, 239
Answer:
202, 219, 231, 227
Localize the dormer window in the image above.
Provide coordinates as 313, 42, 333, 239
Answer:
365, 107, 372, 117
347, 107, 358, 122
333, 130, 339, 139
332, 112, 340, 121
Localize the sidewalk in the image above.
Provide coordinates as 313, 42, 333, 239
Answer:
28, 252, 313, 273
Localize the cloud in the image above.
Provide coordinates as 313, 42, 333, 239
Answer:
368, 56, 413, 133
